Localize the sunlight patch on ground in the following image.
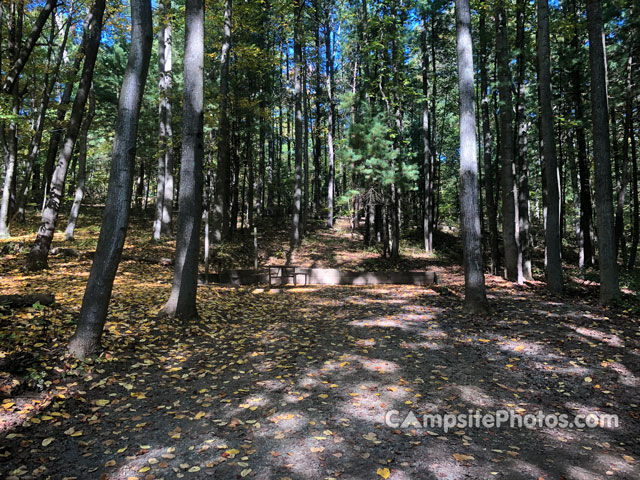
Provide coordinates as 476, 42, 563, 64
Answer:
571, 325, 625, 348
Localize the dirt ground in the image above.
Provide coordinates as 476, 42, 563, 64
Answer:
1, 214, 639, 479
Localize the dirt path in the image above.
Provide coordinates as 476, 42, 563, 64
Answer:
1, 219, 639, 479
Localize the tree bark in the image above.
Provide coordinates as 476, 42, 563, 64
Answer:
479, 12, 499, 275
313, 0, 322, 217
0, 0, 22, 238
326, 14, 335, 228
41, 13, 87, 201
290, 0, 303, 248
586, 0, 620, 303
153, 0, 174, 241
420, 10, 433, 253
569, 0, 593, 269
161, 0, 204, 319
537, 0, 563, 294
615, 52, 632, 258
515, 0, 532, 281
64, 87, 95, 241
628, 113, 639, 269
496, 0, 523, 283
26, 0, 106, 270
67, 0, 153, 358
212, 0, 232, 243
455, 0, 489, 313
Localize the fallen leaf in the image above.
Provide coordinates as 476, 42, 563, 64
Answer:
453, 453, 475, 462
377, 467, 391, 479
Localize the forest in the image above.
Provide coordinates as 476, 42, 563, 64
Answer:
0, 0, 639, 478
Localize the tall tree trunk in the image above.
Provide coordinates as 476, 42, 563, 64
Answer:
67, 0, 152, 359
496, 0, 523, 283
162, 0, 204, 318
628, 115, 639, 269
153, 0, 174, 240
247, 116, 255, 231
290, 0, 303, 248
515, 0, 532, 281
303, 51, 310, 233
615, 52, 632, 258
569, 0, 593, 269
326, 14, 335, 228
586, 0, 620, 303
313, 0, 322, 217
479, 13, 499, 275
26, 0, 105, 270
135, 156, 145, 209
229, 126, 240, 239
0, 89, 18, 238
420, 10, 433, 253
212, 0, 232, 243
0, 0, 21, 238
64, 87, 95, 241
455, 0, 489, 313
41, 15, 87, 201
430, 14, 438, 233
537, 0, 563, 294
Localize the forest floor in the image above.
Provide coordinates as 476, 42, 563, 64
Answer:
1, 208, 640, 480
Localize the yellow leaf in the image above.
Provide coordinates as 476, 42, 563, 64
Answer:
453, 453, 475, 462
240, 468, 252, 477
42, 437, 55, 447
584, 377, 593, 383
377, 467, 391, 479
195, 411, 206, 419
95, 399, 110, 407
188, 466, 201, 472
139, 466, 150, 473
105, 460, 117, 467
224, 448, 240, 458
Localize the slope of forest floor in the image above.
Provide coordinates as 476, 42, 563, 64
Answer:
1, 207, 639, 480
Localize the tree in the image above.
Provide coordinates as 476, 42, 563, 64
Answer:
537, 0, 563, 294
290, 0, 304, 248
496, 0, 523, 283
569, 0, 593, 269
161, 0, 204, 319
420, 8, 433, 253
479, 10, 499, 275
13, 10, 74, 224
25, 0, 106, 270
212, 0, 232, 243
67, 0, 153, 358
2, 0, 57, 94
455, 0, 488, 313
586, 0, 620, 303
64, 87, 96, 241
515, 0, 532, 281
153, 0, 174, 241
326, 11, 335, 228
